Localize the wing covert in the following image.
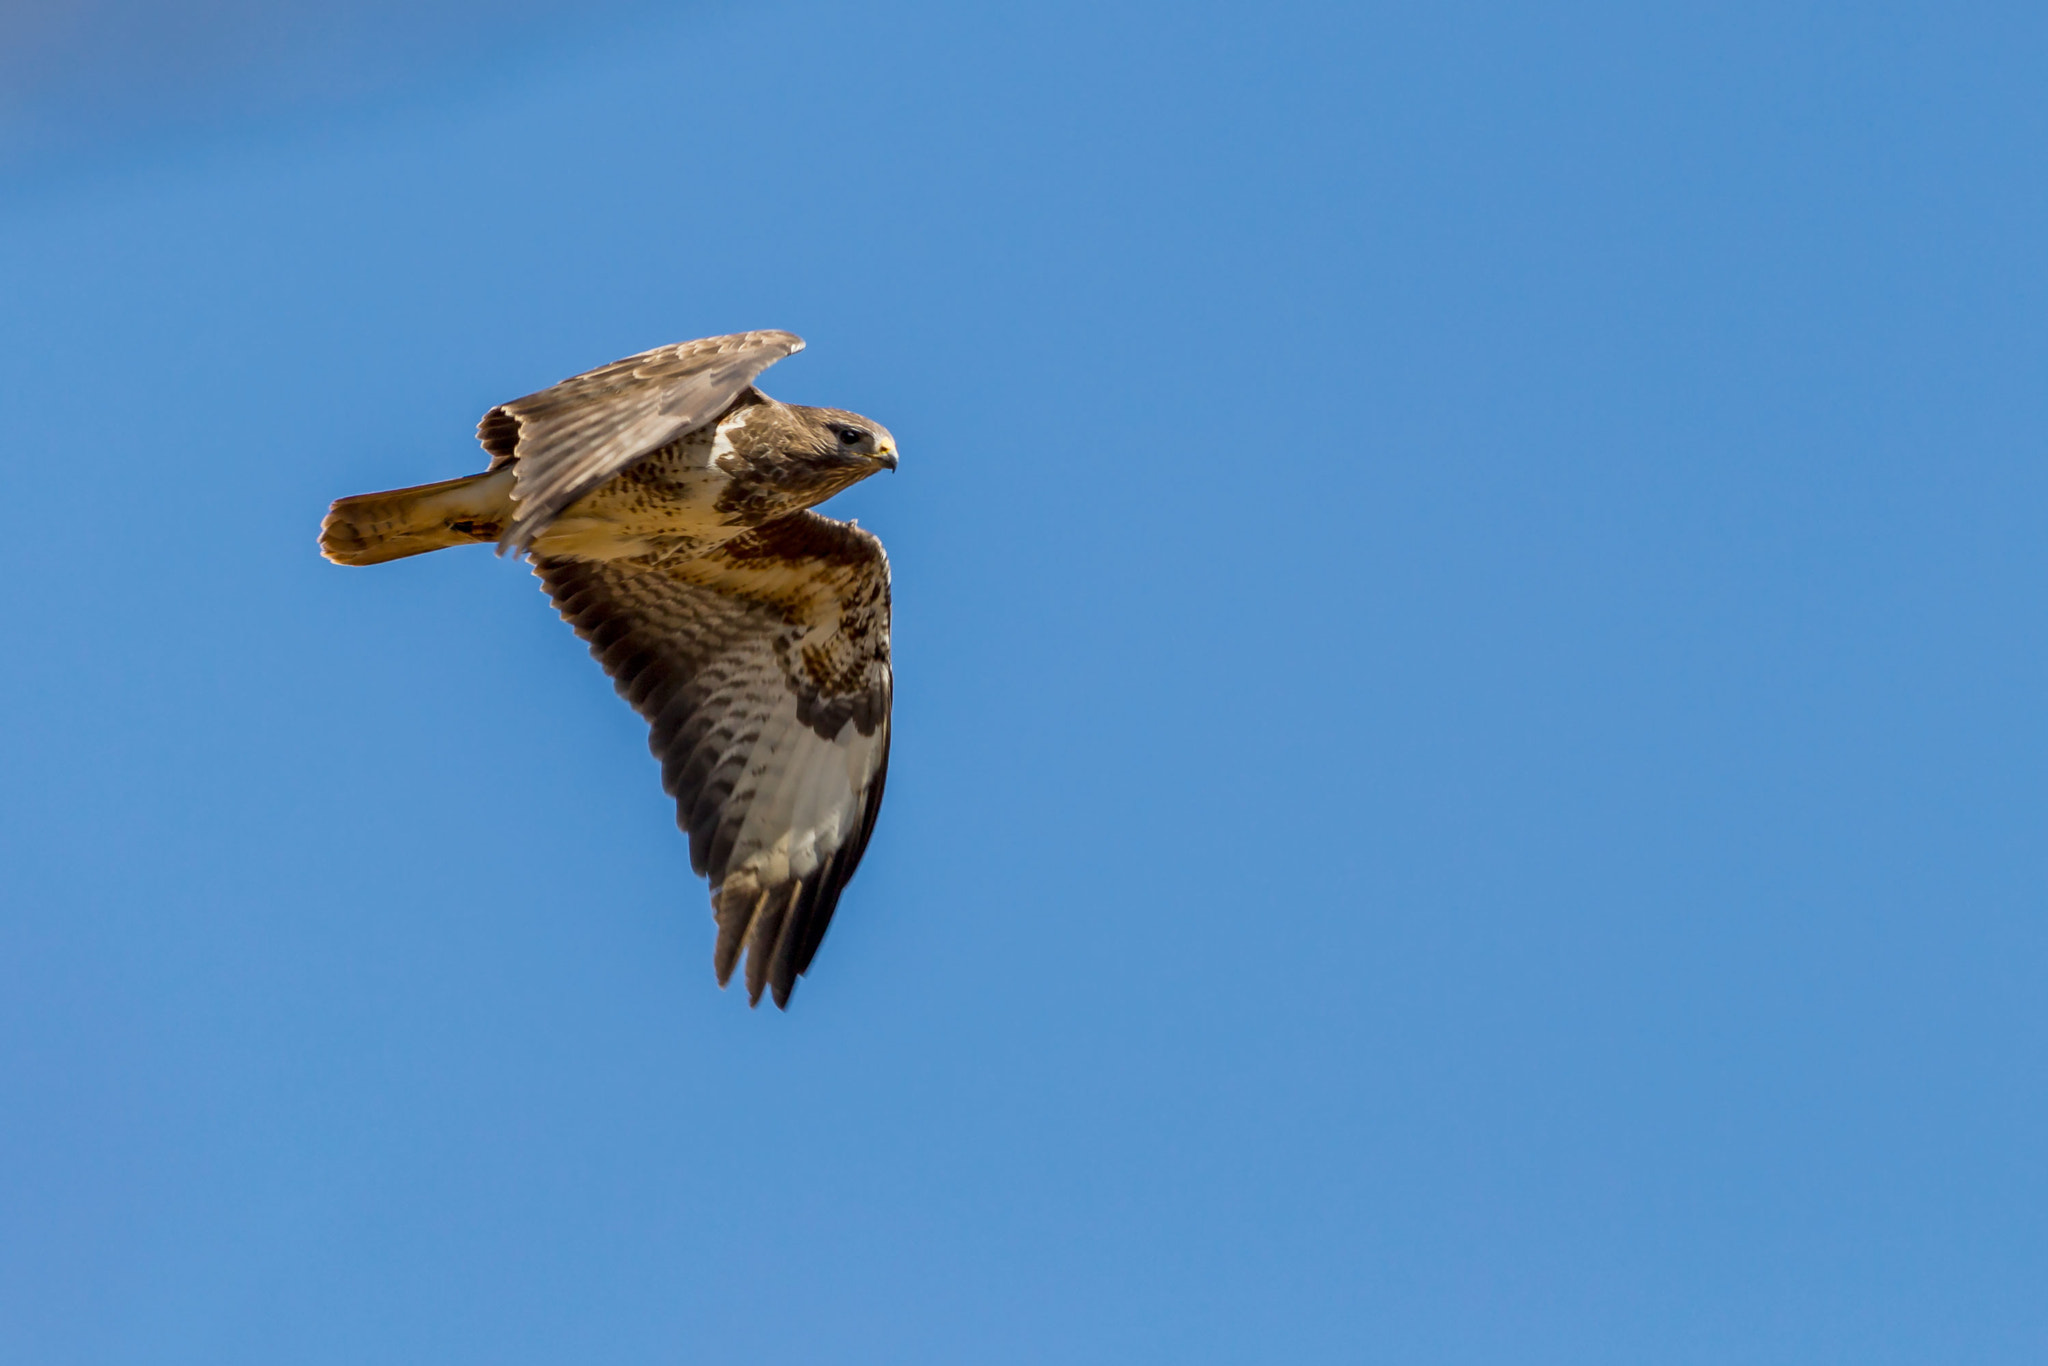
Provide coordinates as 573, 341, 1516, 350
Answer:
536, 512, 891, 1008
485, 329, 805, 554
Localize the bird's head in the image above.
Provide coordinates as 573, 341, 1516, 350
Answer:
795, 406, 899, 476
720, 400, 899, 513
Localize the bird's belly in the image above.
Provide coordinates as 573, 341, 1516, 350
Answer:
529, 465, 737, 562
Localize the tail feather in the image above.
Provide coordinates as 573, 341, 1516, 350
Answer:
320, 469, 515, 566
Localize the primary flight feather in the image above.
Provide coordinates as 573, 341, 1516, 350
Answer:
321, 331, 897, 1009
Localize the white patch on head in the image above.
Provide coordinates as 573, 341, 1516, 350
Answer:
708, 405, 754, 466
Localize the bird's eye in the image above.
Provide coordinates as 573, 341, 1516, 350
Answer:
837, 427, 864, 446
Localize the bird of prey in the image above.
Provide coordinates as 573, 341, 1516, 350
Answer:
320, 330, 897, 1009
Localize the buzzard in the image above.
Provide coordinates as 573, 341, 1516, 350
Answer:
321, 330, 896, 1009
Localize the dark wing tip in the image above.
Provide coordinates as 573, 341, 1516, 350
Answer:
476, 406, 521, 462
710, 867, 854, 1010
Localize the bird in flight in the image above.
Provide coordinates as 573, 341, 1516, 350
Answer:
321, 331, 897, 1008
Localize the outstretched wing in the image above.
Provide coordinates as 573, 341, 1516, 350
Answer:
536, 512, 891, 1008
482, 330, 805, 554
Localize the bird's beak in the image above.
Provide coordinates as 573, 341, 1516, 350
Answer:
874, 444, 899, 471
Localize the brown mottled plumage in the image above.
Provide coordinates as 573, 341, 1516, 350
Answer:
321, 331, 897, 1008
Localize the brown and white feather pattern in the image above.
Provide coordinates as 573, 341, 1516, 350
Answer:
537, 510, 891, 1007
485, 329, 804, 554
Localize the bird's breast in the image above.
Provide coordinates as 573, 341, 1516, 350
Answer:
527, 427, 742, 562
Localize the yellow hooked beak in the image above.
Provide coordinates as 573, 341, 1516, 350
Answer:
873, 441, 899, 471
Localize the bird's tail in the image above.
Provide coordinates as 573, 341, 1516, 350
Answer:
320, 469, 516, 566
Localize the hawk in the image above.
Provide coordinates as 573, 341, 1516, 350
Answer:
321, 331, 897, 1009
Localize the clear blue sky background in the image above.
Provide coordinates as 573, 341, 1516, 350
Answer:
3, 2, 2045, 1361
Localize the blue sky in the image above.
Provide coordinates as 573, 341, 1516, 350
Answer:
3, 2, 2046, 1361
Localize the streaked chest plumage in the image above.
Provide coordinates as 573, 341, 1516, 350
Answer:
529, 404, 820, 563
